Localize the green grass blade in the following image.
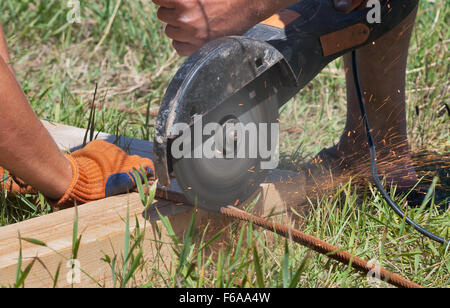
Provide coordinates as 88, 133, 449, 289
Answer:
252, 245, 265, 288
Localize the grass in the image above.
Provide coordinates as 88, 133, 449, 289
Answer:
0, 0, 448, 288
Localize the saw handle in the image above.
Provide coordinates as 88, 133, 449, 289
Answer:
245, 0, 419, 93
259, 0, 365, 29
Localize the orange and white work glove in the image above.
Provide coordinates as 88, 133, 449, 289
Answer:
55, 140, 156, 209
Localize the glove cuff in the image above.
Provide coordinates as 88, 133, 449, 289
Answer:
53, 153, 109, 210
53, 155, 80, 210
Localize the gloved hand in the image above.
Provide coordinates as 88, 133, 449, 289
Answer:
55, 140, 156, 209
334, 0, 365, 13
0, 168, 37, 195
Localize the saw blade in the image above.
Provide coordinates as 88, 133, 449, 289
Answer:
172, 75, 279, 212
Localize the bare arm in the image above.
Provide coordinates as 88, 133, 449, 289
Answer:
0, 22, 72, 198
0, 49, 73, 199
0, 52, 156, 205
0, 22, 156, 204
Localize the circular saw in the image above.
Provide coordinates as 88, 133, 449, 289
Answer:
154, 0, 419, 212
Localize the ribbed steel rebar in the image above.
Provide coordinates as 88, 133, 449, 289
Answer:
220, 206, 423, 289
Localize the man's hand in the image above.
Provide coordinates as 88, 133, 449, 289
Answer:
153, 0, 297, 56
1, 140, 156, 209
55, 140, 156, 209
155, 0, 365, 57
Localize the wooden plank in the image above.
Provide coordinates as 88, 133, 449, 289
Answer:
0, 193, 234, 287
0, 121, 303, 287
41, 120, 154, 159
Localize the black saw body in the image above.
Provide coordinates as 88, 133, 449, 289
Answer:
154, 0, 419, 212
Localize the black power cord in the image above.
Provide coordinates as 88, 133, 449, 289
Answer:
351, 50, 448, 246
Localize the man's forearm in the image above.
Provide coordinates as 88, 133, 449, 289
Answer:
0, 55, 72, 199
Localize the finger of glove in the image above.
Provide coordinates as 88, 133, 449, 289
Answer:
73, 140, 149, 175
